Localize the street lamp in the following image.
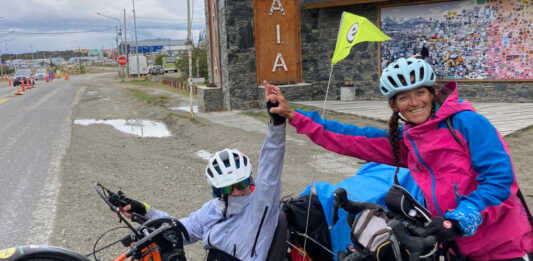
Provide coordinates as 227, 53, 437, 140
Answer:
96, 12, 122, 52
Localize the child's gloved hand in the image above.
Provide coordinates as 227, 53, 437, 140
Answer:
266, 101, 286, 125
108, 191, 149, 216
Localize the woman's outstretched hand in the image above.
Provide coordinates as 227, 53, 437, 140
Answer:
263, 80, 294, 120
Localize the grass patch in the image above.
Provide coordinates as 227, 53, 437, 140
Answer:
123, 88, 169, 106
124, 78, 195, 97
162, 112, 206, 126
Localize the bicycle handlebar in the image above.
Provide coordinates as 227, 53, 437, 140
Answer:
125, 223, 172, 258
94, 183, 189, 261
332, 188, 438, 261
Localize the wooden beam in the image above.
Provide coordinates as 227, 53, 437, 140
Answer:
304, 0, 388, 9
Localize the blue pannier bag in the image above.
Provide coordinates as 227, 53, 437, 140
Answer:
297, 162, 424, 261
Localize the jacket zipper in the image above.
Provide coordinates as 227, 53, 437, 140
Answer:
251, 206, 269, 257
406, 131, 444, 216
453, 183, 460, 205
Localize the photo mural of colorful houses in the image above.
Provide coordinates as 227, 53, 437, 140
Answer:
380, 0, 532, 80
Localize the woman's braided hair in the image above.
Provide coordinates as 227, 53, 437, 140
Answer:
388, 110, 402, 168
388, 86, 437, 169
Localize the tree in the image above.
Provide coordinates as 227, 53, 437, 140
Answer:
176, 47, 208, 79
154, 55, 164, 66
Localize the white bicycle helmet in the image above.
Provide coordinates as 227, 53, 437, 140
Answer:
380, 57, 436, 99
205, 148, 252, 189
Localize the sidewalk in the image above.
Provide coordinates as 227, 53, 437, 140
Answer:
295, 100, 533, 136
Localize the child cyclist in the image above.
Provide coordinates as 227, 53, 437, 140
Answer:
266, 57, 533, 260
116, 87, 288, 261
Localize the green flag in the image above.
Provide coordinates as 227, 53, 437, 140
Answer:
331, 12, 390, 65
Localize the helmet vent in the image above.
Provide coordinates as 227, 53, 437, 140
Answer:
398, 75, 407, 86
223, 159, 231, 168
419, 67, 425, 81
243, 156, 248, 166
410, 71, 416, 84
394, 64, 400, 69
431, 73, 435, 80
381, 86, 389, 94
407, 61, 412, 65
207, 168, 214, 178
388, 76, 398, 88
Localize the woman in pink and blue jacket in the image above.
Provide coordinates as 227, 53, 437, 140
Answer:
265, 57, 533, 261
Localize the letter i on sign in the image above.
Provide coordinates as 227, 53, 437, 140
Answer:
270, 0, 288, 72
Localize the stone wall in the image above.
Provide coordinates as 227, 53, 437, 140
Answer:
197, 85, 223, 112
219, 0, 260, 110
456, 82, 533, 103
301, 4, 382, 101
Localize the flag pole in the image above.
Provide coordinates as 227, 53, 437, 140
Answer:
321, 63, 335, 117
302, 62, 335, 260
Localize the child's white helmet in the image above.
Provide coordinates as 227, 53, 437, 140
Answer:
205, 148, 252, 189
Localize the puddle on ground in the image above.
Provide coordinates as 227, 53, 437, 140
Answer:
169, 106, 198, 113
74, 119, 172, 137
195, 150, 212, 161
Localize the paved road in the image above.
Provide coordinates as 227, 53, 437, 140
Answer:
0, 76, 85, 248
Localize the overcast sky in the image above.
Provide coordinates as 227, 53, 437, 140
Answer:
0, 0, 205, 54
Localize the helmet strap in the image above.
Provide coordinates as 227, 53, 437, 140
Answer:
222, 194, 229, 219
395, 111, 408, 123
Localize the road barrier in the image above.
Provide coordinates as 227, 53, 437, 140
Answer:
161, 77, 197, 96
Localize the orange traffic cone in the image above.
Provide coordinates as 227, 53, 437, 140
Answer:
15, 81, 25, 95
7, 74, 11, 86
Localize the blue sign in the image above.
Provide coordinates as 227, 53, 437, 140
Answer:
128, 45, 163, 53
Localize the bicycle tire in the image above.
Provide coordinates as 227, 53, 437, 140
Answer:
21, 258, 70, 261
2, 246, 89, 261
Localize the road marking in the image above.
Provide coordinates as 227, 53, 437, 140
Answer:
0, 97, 9, 105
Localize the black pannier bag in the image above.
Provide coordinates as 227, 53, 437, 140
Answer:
384, 185, 432, 226
282, 193, 334, 261
343, 185, 438, 261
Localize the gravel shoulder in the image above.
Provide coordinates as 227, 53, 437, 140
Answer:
49, 73, 533, 260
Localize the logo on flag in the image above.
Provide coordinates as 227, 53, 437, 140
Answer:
346, 23, 359, 44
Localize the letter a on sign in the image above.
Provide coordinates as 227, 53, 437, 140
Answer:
269, 0, 286, 15
272, 52, 288, 72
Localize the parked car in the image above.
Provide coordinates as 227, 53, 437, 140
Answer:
13, 69, 35, 86
149, 65, 163, 75
35, 68, 47, 80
